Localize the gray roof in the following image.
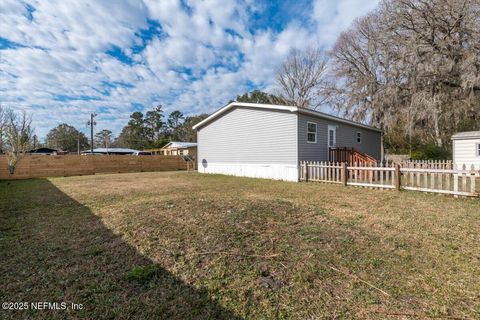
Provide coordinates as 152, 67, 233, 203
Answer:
451, 131, 480, 140
28, 147, 59, 153
193, 102, 382, 132
81, 148, 139, 154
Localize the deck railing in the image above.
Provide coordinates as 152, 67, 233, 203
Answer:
328, 147, 377, 166
398, 160, 453, 170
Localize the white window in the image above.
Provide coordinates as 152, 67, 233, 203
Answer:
307, 122, 317, 143
328, 125, 336, 147
356, 132, 362, 143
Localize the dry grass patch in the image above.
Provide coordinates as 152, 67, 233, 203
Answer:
0, 171, 479, 319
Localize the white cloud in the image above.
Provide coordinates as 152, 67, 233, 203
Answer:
0, 0, 379, 139
312, 0, 380, 46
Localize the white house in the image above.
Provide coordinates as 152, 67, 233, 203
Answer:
193, 102, 383, 182
452, 131, 480, 169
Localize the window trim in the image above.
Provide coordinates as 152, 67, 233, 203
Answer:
328, 125, 336, 147
307, 121, 317, 143
356, 131, 362, 144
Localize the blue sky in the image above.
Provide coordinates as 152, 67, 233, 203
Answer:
0, 0, 379, 139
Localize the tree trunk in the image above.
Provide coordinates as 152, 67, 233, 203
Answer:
432, 108, 442, 146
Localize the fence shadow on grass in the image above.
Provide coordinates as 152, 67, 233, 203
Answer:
0, 179, 243, 320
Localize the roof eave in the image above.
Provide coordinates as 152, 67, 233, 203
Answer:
452, 136, 480, 140
193, 102, 382, 133
296, 108, 383, 133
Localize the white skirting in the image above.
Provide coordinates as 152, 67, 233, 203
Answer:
198, 162, 299, 182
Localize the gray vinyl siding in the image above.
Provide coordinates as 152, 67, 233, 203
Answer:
298, 114, 381, 161
197, 107, 297, 164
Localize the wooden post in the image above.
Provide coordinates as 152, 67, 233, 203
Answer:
394, 163, 401, 191
461, 164, 467, 193
341, 162, 347, 186
305, 161, 309, 182
470, 165, 476, 195
453, 164, 459, 198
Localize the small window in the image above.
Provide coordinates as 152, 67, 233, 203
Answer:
477, 143, 480, 157
356, 132, 362, 143
307, 122, 317, 143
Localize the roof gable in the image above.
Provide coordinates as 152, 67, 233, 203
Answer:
162, 141, 198, 149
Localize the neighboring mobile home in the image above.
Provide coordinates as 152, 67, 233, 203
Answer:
193, 102, 383, 181
146, 142, 197, 157
80, 148, 139, 155
452, 131, 480, 169
27, 147, 63, 155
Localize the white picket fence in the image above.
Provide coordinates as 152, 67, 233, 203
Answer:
300, 161, 343, 184
299, 161, 479, 197
399, 160, 453, 170
347, 163, 397, 189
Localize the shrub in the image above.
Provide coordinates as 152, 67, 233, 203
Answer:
410, 143, 451, 160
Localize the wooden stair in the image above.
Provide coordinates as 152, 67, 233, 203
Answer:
328, 147, 377, 166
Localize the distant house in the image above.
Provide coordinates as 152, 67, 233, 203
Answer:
80, 148, 139, 155
193, 102, 382, 182
452, 131, 480, 169
27, 147, 63, 155
146, 142, 197, 157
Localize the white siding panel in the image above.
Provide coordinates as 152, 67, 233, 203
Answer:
198, 163, 298, 181
453, 138, 480, 169
197, 107, 298, 181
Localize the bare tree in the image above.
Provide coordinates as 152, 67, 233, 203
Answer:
328, 0, 480, 150
3, 108, 33, 174
275, 47, 329, 109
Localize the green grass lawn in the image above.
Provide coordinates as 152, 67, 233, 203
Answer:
0, 171, 479, 319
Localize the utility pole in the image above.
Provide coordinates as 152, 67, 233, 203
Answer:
87, 113, 97, 154
77, 132, 80, 155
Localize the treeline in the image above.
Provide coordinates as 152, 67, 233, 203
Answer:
10, 0, 480, 160
243, 0, 480, 159
44, 106, 207, 152
112, 106, 207, 150
326, 0, 480, 156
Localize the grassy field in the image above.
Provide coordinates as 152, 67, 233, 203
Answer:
0, 171, 479, 319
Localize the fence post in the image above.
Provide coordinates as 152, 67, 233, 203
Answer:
470, 165, 476, 195
453, 163, 459, 197
341, 162, 347, 186
305, 161, 309, 182
394, 163, 401, 191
